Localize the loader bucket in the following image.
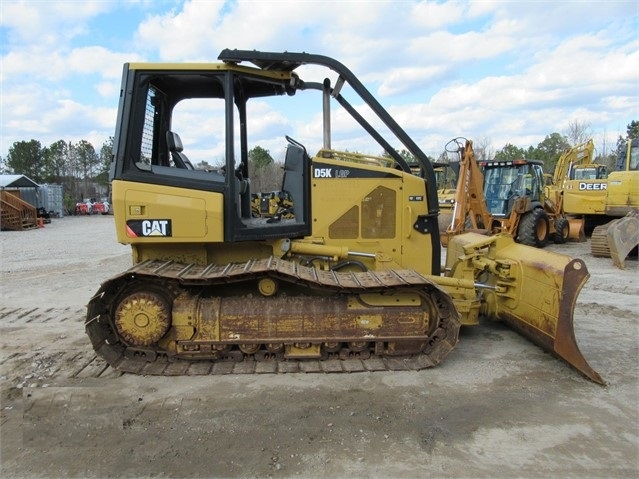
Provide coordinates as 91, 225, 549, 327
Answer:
446, 233, 605, 385
567, 217, 586, 242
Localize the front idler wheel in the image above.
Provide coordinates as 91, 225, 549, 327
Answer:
114, 290, 171, 346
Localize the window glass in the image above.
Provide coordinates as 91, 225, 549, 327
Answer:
139, 85, 158, 166
171, 98, 227, 172
629, 145, 639, 171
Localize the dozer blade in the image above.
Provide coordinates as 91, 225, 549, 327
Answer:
446, 233, 605, 385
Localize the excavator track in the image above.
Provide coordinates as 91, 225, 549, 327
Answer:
86, 257, 460, 376
591, 215, 639, 268
590, 223, 611, 258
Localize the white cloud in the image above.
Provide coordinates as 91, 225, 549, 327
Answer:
0, 1, 111, 45
1, 48, 67, 80
377, 65, 453, 97
407, 23, 517, 64
0, 0, 637, 162
67, 46, 139, 79
0, 80, 116, 153
95, 81, 119, 99
410, 0, 466, 29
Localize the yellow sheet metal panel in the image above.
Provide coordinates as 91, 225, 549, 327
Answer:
606, 171, 639, 216
563, 178, 608, 214
112, 180, 224, 243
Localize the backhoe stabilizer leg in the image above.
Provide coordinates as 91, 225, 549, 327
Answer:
446, 233, 605, 385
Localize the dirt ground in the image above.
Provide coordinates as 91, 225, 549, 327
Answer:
1, 215, 637, 478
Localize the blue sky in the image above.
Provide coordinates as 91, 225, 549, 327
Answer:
1, 0, 637, 164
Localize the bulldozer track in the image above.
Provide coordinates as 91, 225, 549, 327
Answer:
85, 257, 461, 376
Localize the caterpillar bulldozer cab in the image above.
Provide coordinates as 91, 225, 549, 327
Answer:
86, 50, 603, 384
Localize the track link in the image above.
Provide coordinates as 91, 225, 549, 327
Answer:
591, 223, 611, 257
86, 257, 460, 376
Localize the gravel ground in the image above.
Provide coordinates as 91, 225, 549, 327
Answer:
1, 215, 638, 478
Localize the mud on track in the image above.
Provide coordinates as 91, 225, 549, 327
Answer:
1, 216, 638, 478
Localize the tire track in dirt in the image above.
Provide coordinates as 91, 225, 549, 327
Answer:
0, 306, 121, 388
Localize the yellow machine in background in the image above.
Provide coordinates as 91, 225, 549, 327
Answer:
441, 138, 569, 248
434, 162, 458, 233
544, 140, 595, 241
563, 138, 637, 217
251, 191, 294, 220
562, 138, 639, 265
86, 50, 603, 384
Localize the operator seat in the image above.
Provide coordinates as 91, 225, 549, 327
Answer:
166, 131, 194, 170
281, 141, 307, 223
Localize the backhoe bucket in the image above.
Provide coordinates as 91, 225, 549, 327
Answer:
446, 233, 605, 385
607, 215, 639, 269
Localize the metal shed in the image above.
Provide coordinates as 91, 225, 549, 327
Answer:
0, 174, 39, 230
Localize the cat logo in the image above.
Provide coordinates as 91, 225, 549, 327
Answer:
142, 220, 170, 236
126, 219, 172, 237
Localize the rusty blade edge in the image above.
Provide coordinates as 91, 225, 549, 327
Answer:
501, 258, 605, 386
554, 258, 605, 385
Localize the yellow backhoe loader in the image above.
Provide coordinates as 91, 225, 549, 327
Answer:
85, 50, 603, 384
441, 138, 569, 248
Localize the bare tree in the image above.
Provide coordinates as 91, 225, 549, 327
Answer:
474, 136, 494, 162
565, 120, 592, 145
251, 161, 284, 193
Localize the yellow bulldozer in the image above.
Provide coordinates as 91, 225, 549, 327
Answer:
86, 50, 603, 384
